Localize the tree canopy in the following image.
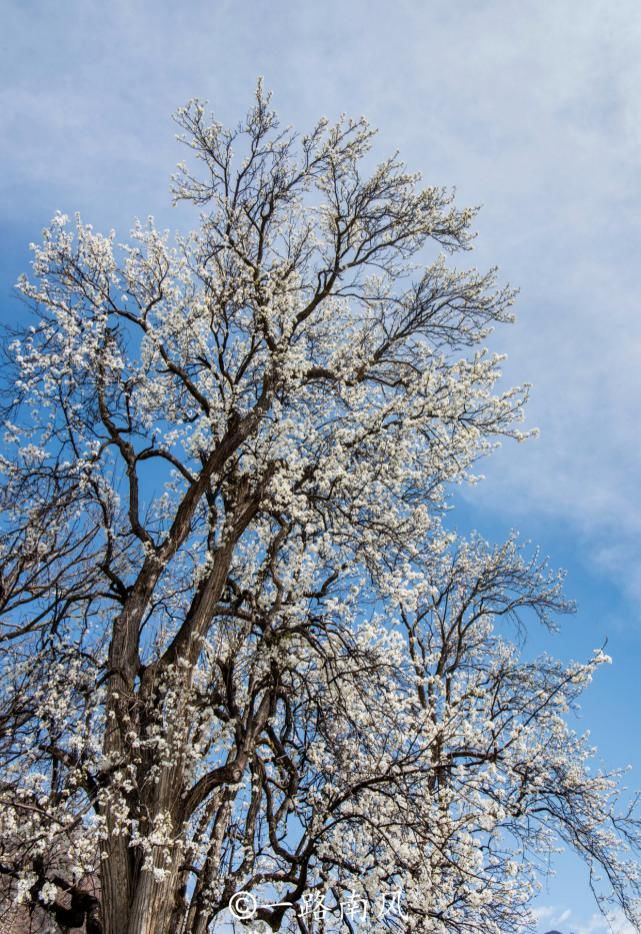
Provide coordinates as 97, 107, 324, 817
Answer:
1, 83, 639, 933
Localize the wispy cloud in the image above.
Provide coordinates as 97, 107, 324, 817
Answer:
3, 2, 640, 594
3, 2, 640, 607
534, 904, 637, 934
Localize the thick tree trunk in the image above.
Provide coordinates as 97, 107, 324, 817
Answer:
98, 464, 263, 932
99, 839, 132, 934
100, 839, 183, 934
126, 861, 182, 934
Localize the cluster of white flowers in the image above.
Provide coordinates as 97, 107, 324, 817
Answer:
1, 82, 639, 934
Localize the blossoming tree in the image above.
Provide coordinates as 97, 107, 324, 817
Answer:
1, 84, 639, 933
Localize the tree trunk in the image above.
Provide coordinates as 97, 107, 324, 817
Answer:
126, 861, 181, 934
99, 836, 132, 934
100, 843, 183, 934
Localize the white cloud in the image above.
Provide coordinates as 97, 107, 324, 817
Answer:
2, 0, 640, 604
574, 908, 637, 934
533, 904, 636, 934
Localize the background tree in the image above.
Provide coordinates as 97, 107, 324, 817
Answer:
1, 83, 639, 933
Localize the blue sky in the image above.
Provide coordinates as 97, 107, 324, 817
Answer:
2, 1, 640, 930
